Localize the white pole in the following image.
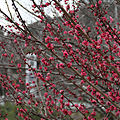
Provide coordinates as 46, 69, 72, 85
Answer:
26, 53, 37, 95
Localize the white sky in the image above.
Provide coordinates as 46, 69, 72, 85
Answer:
0, 0, 50, 26
0, 0, 78, 26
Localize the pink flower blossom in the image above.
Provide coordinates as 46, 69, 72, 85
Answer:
14, 39, 17, 43
26, 83, 29, 86
45, 36, 51, 43
88, 27, 91, 31
110, 16, 113, 23
11, 54, 14, 58
65, 102, 70, 106
35, 102, 38, 106
102, 17, 107, 22
70, 76, 75, 80
49, 57, 54, 61
17, 63, 21, 68
76, 15, 79, 18
67, 62, 72, 68
44, 92, 48, 98
68, 44, 72, 48
68, 111, 72, 115
64, 31, 67, 34
82, 40, 89, 46
51, 100, 55, 105
115, 111, 120, 116
23, 91, 26, 94
63, 50, 68, 58
60, 90, 64, 93
59, 63, 64, 69
47, 43, 54, 49
25, 43, 28, 47
46, 76, 51, 81
4, 53, 7, 57
47, 24, 51, 28
98, 0, 102, 5
28, 100, 31, 104
54, 37, 60, 44
28, 35, 31, 39
75, 24, 80, 29
96, 45, 101, 49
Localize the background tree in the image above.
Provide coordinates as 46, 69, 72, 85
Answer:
0, 0, 120, 120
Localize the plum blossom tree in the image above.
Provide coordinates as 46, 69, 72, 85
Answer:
0, 0, 120, 119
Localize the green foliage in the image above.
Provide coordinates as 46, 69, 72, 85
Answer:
0, 101, 40, 120
0, 101, 103, 120
0, 102, 22, 120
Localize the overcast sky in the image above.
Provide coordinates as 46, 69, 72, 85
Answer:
0, 0, 77, 26
0, 0, 52, 26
